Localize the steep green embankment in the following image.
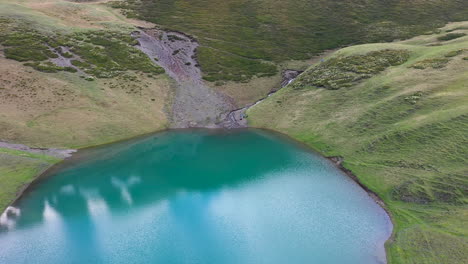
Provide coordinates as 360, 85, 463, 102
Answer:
248, 23, 468, 264
110, 0, 468, 82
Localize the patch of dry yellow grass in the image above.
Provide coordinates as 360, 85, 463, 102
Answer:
0, 0, 175, 148
0, 57, 172, 148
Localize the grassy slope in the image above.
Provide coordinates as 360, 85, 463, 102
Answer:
0, 0, 173, 148
0, 148, 60, 210
110, 0, 468, 82
248, 22, 468, 264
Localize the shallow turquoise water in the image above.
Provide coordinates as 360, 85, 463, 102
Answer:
0, 129, 391, 264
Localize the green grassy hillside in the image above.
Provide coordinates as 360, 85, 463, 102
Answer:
248, 22, 468, 264
1, 1, 467, 263
111, 0, 468, 82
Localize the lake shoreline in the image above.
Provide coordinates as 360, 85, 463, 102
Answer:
2, 128, 395, 222
1, 127, 394, 264
1, 129, 390, 263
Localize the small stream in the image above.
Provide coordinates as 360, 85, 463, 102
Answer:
220, 69, 302, 128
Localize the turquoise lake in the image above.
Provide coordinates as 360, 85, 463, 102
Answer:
0, 129, 391, 264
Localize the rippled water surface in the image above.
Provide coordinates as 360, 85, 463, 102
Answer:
0, 129, 391, 264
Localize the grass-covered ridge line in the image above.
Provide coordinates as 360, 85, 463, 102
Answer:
248, 23, 468, 264
0, 18, 164, 78
109, 0, 468, 82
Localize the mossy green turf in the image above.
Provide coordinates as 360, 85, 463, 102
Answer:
0, 148, 60, 210
109, 0, 468, 82
248, 28, 468, 264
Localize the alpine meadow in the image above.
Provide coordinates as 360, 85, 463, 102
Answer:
0, 0, 467, 263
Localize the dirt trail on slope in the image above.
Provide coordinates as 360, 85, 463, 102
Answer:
133, 29, 236, 128
0, 141, 76, 159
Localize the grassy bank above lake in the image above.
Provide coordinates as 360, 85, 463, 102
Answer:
0, 148, 60, 210
248, 22, 468, 264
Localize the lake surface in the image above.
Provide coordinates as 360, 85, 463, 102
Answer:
0, 129, 391, 264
